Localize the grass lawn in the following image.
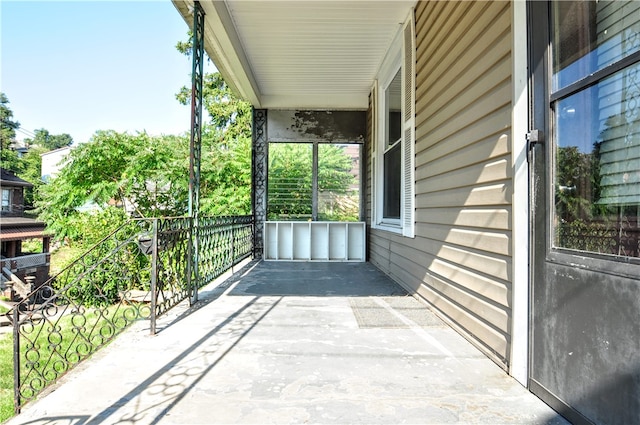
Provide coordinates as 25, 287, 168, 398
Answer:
0, 332, 14, 423
50, 244, 84, 276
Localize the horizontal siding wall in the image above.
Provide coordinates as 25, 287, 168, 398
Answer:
369, 0, 513, 367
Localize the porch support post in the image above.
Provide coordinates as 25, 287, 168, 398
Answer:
252, 108, 268, 258
188, 0, 205, 303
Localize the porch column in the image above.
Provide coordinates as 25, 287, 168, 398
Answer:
42, 236, 50, 254
188, 0, 205, 219
188, 0, 205, 303
252, 108, 267, 258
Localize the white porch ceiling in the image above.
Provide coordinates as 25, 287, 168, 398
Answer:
172, 1, 416, 110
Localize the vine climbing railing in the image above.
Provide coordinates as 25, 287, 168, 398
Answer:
7, 215, 253, 412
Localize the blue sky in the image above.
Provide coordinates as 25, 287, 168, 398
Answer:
1, 0, 203, 145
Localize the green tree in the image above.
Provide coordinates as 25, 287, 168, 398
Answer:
18, 145, 47, 207
37, 130, 190, 242
0, 92, 21, 173
318, 144, 358, 221
268, 144, 313, 218
199, 127, 252, 215
556, 145, 595, 222
25, 128, 73, 150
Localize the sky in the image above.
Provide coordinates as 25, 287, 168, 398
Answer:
1, 0, 205, 145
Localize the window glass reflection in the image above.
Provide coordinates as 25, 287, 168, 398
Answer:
386, 69, 402, 148
554, 64, 640, 257
552, 1, 640, 91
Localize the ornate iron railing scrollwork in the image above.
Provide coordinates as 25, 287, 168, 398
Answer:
197, 216, 254, 288
7, 214, 253, 413
7, 218, 155, 412
252, 108, 268, 259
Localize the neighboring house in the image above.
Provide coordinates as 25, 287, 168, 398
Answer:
9, 139, 29, 158
173, 2, 639, 424
0, 168, 51, 296
1, 168, 28, 216
40, 146, 71, 182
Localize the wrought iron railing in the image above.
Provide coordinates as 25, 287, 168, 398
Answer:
197, 215, 253, 288
557, 218, 640, 257
150, 217, 192, 320
6, 215, 253, 412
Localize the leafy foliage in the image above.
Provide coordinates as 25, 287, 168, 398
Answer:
0, 94, 49, 206
555, 145, 596, 222
36, 131, 189, 243
24, 128, 73, 151
200, 129, 252, 215
268, 144, 313, 219
17, 145, 47, 207
0, 92, 21, 174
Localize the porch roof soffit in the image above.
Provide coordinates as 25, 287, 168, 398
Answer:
171, 0, 416, 111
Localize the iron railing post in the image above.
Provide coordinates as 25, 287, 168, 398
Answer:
231, 223, 236, 267
252, 216, 256, 258
150, 218, 158, 335
186, 217, 194, 303
192, 219, 199, 303
13, 308, 20, 414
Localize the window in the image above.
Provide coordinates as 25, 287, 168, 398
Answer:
372, 12, 415, 237
551, 1, 640, 258
268, 142, 362, 222
1, 189, 11, 212
318, 143, 361, 222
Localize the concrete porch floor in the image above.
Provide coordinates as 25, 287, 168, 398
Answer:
6, 261, 568, 425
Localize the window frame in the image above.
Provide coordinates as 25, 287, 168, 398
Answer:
372, 12, 415, 237
267, 141, 363, 222
548, 1, 640, 262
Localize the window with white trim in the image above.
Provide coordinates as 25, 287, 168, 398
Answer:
372, 12, 415, 237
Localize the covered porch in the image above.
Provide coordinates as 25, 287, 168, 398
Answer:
171, 0, 531, 390
4, 261, 566, 424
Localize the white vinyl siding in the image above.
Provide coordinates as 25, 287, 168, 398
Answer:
368, 0, 513, 367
